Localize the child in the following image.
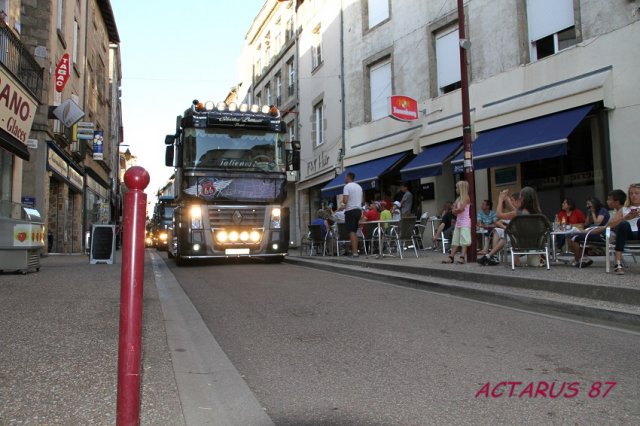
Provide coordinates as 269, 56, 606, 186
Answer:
442, 180, 471, 264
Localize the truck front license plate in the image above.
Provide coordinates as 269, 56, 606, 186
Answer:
225, 248, 250, 255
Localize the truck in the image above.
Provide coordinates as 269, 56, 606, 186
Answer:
164, 100, 292, 265
153, 194, 176, 251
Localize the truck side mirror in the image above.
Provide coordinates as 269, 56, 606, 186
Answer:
165, 146, 174, 167
165, 135, 176, 145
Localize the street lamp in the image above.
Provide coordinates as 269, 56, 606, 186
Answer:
457, 0, 478, 262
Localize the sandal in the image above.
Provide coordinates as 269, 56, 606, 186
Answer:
579, 258, 593, 268
441, 255, 454, 264
456, 256, 466, 264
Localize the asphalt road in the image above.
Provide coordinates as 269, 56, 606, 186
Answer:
167, 258, 640, 425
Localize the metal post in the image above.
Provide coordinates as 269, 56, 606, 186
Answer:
116, 166, 150, 425
457, 0, 478, 262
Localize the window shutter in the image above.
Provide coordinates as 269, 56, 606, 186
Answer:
527, 0, 574, 42
436, 29, 461, 89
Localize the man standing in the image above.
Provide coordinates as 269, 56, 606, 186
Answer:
342, 172, 363, 258
400, 183, 413, 217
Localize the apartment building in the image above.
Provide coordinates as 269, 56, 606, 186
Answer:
337, 0, 640, 219
238, 0, 301, 243
239, 0, 639, 238
20, 0, 121, 253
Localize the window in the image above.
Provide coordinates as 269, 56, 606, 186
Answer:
285, 18, 294, 43
435, 28, 461, 95
367, 0, 389, 29
275, 73, 282, 106
56, 0, 63, 31
311, 25, 323, 70
527, 0, 577, 60
287, 59, 295, 96
369, 59, 391, 121
72, 19, 79, 64
313, 101, 324, 146
256, 92, 262, 106
288, 120, 296, 143
265, 84, 271, 106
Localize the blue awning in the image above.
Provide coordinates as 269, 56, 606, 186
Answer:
452, 105, 592, 172
321, 152, 408, 198
399, 140, 462, 181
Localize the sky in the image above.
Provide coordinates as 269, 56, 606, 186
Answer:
110, 0, 266, 211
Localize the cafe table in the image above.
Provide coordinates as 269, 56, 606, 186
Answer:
362, 219, 399, 258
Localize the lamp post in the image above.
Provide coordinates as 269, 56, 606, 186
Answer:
457, 0, 477, 262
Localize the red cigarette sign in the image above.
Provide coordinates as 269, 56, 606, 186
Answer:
389, 95, 419, 121
55, 53, 70, 93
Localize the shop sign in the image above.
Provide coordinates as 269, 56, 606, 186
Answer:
68, 167, 84, 191
55, 53, 71, 92
47, 147, 68, 177
0, 67, 38, 144
21, 196, 36, 208
389, 95, 419, 121
93, 130, 104, 160
52, 98, 85, 128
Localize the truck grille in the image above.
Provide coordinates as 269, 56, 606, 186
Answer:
207, 207, 266, 228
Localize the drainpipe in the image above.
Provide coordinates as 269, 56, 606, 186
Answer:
339, 1, 346, 172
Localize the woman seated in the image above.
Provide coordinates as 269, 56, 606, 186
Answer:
478, 187, 542, 266
566, 196, 610, 267
555, 197, 586, 250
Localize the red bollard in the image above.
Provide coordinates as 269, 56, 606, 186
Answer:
116, 166, 150, 425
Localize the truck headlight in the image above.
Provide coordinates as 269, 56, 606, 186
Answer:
190, 205, 203, 229
270, 207, 281, 229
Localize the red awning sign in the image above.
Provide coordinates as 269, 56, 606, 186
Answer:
55, 53, 70, 93
389, 95, 419, 121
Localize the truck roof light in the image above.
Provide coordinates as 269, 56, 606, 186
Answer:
195, 102, 204, 111
204, 101, 215, 111
228, 102, 237, 112
261, 105, 271, 114
250, 104, 260, 113
269, 105, 279, 117
239, 103, 249, 112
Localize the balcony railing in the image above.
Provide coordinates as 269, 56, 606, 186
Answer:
0, 24, 44, 100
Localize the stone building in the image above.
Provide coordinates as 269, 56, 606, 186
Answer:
0, 1, 43, 218
20, 0, 121, 253
337, 0, 640, 220
238, 0, 301, 243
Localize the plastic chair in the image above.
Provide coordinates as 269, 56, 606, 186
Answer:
505, 214, 552, 270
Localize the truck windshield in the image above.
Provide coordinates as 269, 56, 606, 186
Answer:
183, 128, 286, 172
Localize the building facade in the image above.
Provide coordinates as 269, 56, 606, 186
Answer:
20, 0, 121, 254
0, 0, 43, 217
239, 0, 301, 244
339, 0, 640, 220
240, 0, 640, 241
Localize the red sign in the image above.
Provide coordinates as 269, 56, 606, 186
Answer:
55, 53, 70, 93
389, 95, 419, 121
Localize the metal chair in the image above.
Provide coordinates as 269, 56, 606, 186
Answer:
504, 214, 552, 270
387, 216, 419, 259
335, 222, 367, 256
306, 224, 328, 256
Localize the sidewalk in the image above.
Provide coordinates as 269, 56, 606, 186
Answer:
286, 247, 640, 329
0, 251, 184, 425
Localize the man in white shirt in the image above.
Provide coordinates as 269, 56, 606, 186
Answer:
342, 172, 363, 257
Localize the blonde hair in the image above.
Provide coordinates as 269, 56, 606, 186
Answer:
626, 183, 640, 207
456, 180, 470, 205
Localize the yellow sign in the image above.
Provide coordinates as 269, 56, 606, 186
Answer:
0, 68, 38, 144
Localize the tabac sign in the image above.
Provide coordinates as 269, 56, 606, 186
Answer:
0, 67, 38, 144
55, 53, 71, 92
389, 95, 419, 122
